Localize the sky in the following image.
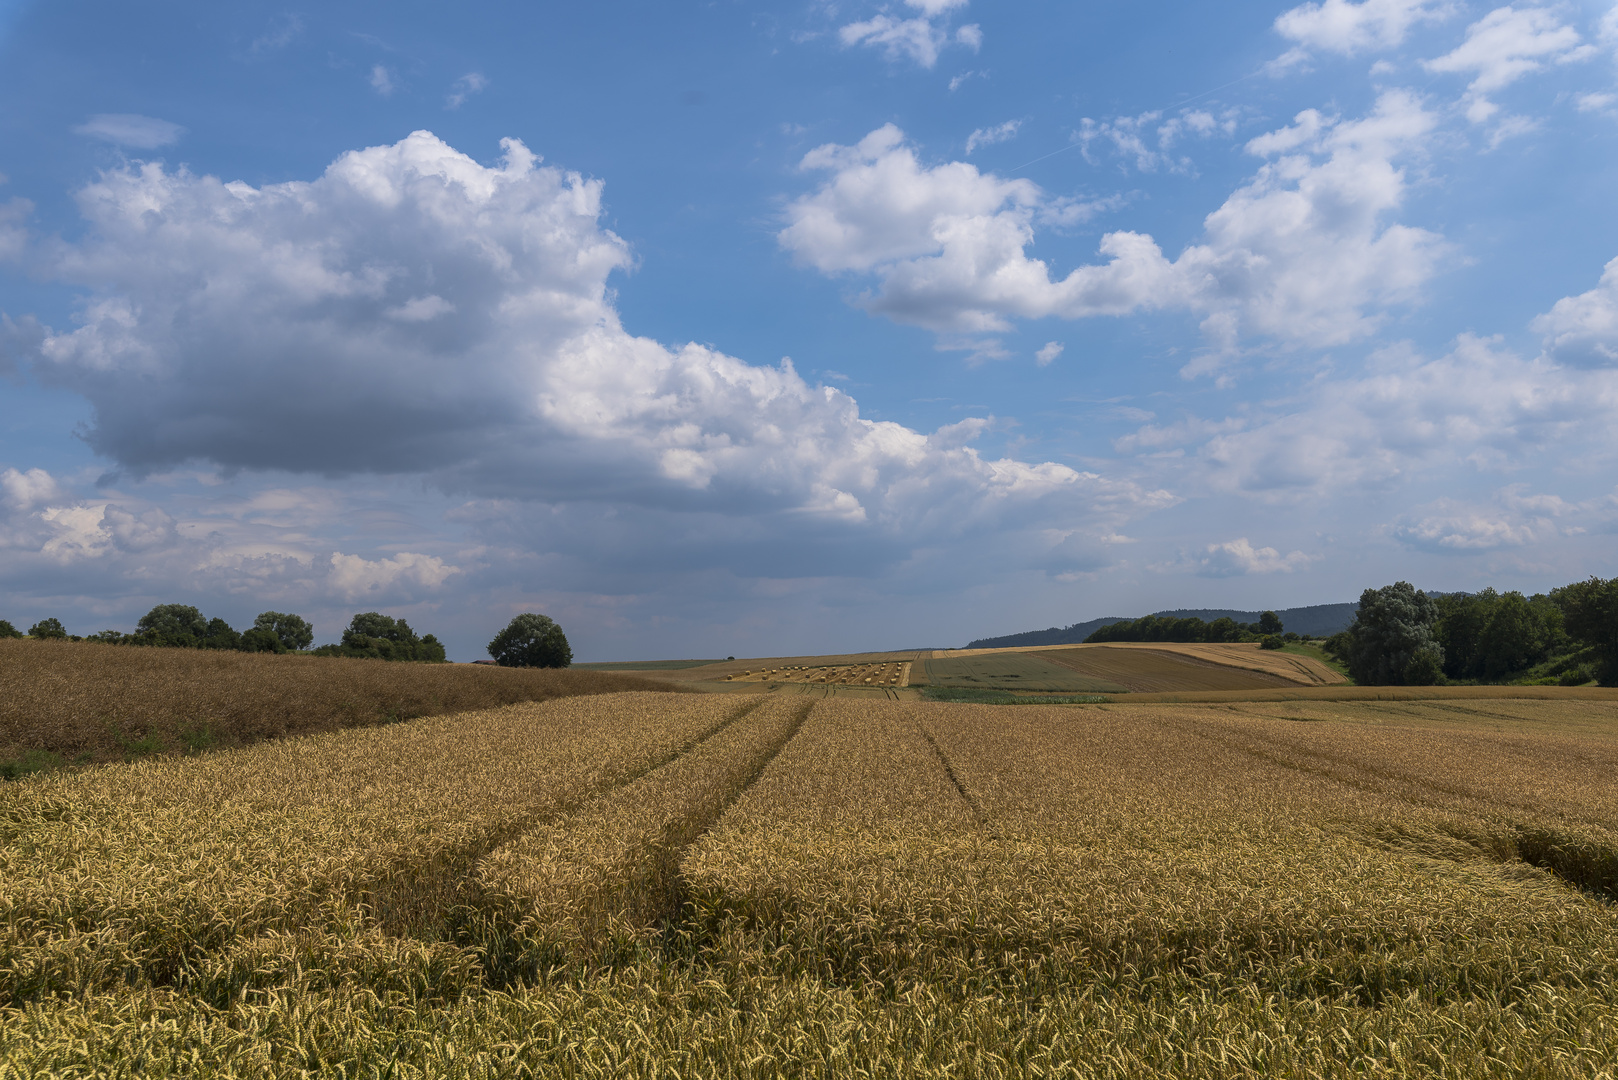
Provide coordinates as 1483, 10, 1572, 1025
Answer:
2, 0, 1617, 661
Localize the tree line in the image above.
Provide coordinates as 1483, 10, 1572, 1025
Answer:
0, 605, 445, 662
1084, 610, 1293, 649
1323, 577, 1617, 687
1, 607, 575, 668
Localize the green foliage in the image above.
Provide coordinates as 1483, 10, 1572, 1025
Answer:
1258, 611, 1284, 635
239, 627, 287, 653
1553, 577, 1618, 687
1259, 635, 1284, 650
1433, 589, 1563, 682
0, 748, 66, 780
135, 604, 208, 647
317, 612, 448, 662
1342, 582, 1445, 686
200, 617, 241, 651
27, 618, 66, 640
254, 611, 313, 651
1085, 613, 1258, 644
488, 613, 573, 668
0, 620, 21, 639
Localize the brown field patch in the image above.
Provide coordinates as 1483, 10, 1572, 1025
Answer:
920, 651, 1128, 692
0, 639, 684, 768
1034, 645, 1303, 692
938, 641, 1345, 686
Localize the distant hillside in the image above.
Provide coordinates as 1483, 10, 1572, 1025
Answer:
965, 602, 1357, 650
963, 617, 1131, 651
1149, 604, 1358, 638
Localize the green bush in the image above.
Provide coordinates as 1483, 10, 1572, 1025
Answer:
1259, 635, 1284, 650
27, 618, 67, 640
0, 620, 22, 639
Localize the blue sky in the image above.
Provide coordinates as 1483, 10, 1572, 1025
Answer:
2, 0, 1617, 660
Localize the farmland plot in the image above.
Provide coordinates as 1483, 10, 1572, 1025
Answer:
9, 692, 1618, 1077
920, 651, 1128, 692
1038, 644, 1304, 692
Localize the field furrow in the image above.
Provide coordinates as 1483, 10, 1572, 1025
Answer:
470, 697, 813, 966
0, 692, 751, 1000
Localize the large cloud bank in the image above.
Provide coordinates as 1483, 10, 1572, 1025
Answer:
9, 131, 1168, 578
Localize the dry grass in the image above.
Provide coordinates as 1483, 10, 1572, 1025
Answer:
8, 691, 1618, 1076
0, 638, 683, 768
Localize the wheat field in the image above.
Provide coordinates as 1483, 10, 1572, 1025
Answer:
6, 691, 1618, 1077
0, 639, 683, 770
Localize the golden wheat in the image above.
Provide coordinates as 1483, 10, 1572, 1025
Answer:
6, 693, 1618, 1077
0, 692, 746, 1001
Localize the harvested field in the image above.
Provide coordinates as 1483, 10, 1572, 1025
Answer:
723, 659, 909, 687
630, 650, 928, 683
0, 638, 683, 769
571, 659, 726, 671
10, 689, 1618, 1076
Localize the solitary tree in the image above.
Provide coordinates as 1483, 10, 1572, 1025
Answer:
1258, 611, 1284, 636
254, 611, 313, 651
488, 613, 572, 668
1343, 582, 1444, 686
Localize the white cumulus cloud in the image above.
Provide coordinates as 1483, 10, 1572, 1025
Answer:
1198, 537, 1316, 576
779, 93, 1446, 348
1272, 0, 1453, 66
1424, 6, 1595, 124
1, 130, 1169, 585
329, 551, 460, 598
1532, 255, 1618, 366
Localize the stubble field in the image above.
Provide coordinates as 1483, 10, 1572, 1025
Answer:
6, 687, 1618, 1077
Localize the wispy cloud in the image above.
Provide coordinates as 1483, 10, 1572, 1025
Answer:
965, 119, 1021, 155
72, 114, 185, 149
446, 72, 487, 109
839, 0, 979, 69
